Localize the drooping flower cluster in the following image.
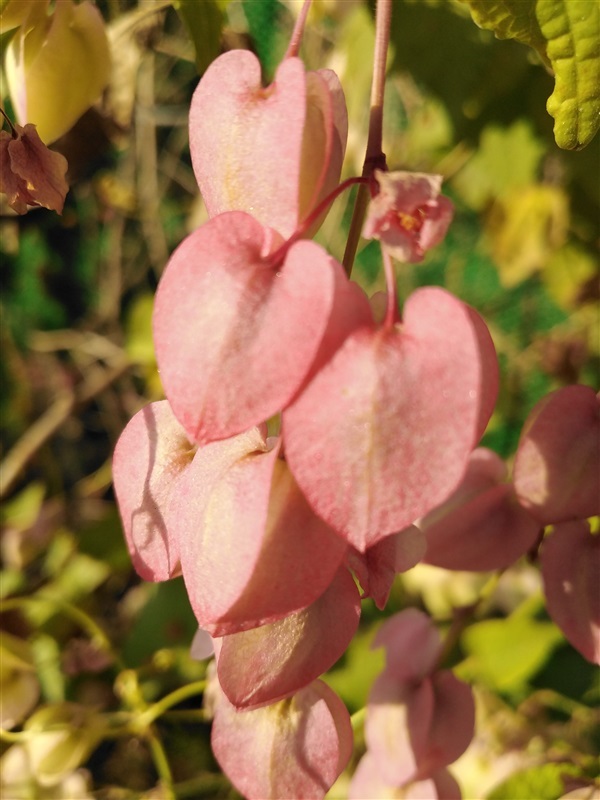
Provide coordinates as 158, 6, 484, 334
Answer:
419, 384, 599, 666
112, 43, 504, 799
350, 610, 475, 799
513, 385, 600, 664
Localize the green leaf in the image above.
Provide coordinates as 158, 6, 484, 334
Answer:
487, 762, 582, 800
541, 1, 600, 149
459, 601, 564, 693
452, 121, 546, 210
242, 0, 286, 80
124, 293, 155, 367
460, 0, 600, 149
323, 624, 386, 714
0, 482, 45, 530
30, 634, 65, 702
122, 579, 198, 667
174, 0, 224, 74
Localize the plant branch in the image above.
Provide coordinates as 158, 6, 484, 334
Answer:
382, 245, 398, 328
342, 0, 392, 275
0, 353, 130, 500
285, 0, 312, 59
267, 175, 368, 266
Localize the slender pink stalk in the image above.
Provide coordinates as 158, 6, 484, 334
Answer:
366, 0, 392, 165
285, 0, 312, 59
268, 175, 369, 266
381, 247, 398, 328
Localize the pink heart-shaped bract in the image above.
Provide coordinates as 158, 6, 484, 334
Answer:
347, 525, 426, 610
284, 287, 498, 552
421, 448, 541, 571
513, 385, 600, 524
349, 752, 461, 800
189, 51, 346, 239
154, 212, 351, 444
371, 608, 442, 681
112, 400, 186, 582
211, 679, 353, 800
412, 670, 475, 779
215, 567, 360, 709
541, 521, 600, 664
365, 672, 432, 786
366, 669, 474, 787
167, 430, 347, 636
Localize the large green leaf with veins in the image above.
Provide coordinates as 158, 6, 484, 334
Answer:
461, 0, 599, 150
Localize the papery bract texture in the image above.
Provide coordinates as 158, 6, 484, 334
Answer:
190, 50, 346, 239
154, 213, 353, 444
408, 768, 462, 800
413, 670, 475, 778
371, 608, 442, 680
365, 670, 474, 786
541, 521, 600, 664
421, 448, 541, 571
167, 430, 346, 635
190, 628, 214, 661
215, 567, 360, 708
0, 123, 68, 214
112, 400, 185, 581
365, 672, 431, 786
362, 170, 454, 263
211, 679, 353, 800
284, 287, 498, 551
347, 525, 426, 610
513, 385, 600, 524
349, 752, 461, 800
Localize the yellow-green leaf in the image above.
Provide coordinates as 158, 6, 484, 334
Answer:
5, 0, 110, 143
452, 121, 546, 211
174, 0, 223, 74
459, 612, 564, 691
487, 184, 569, 288
461, 0, 600, 150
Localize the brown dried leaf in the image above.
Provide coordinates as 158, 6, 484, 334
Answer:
0, 123, 68, 214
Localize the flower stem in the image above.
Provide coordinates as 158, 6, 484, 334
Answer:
135, 680, 208, 730
0, 595, 125, 671
268, 175, 369, 266
0, 106, 17, 138
382, 246, 398, 328
342, 0, 392, 275
285, 0, 312, 59
147, 729, 176, 800
350, 706, 367, 732
366, 0, 392, 166
434, 570, 504, 672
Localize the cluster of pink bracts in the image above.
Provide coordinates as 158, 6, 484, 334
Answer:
112, 47, 600, 800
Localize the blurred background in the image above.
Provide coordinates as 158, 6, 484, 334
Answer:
1, 1, 598, 798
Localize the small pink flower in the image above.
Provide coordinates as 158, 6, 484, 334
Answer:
363, 169, 454, 262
